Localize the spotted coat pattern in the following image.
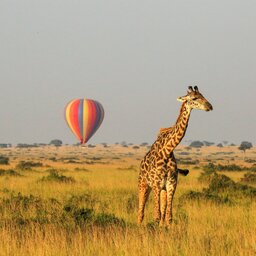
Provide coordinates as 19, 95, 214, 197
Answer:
138, 86, 213, 226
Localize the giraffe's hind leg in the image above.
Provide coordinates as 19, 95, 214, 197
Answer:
160, 189, 167, 226
138, 182, 151, 224
165, 175, 178, 226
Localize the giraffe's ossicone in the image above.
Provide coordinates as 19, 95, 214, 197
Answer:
138, 86, 213, 227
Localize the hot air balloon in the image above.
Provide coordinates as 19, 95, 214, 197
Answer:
65, 99, 104, 144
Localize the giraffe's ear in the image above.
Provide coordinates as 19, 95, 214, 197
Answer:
177, 96, 186, 102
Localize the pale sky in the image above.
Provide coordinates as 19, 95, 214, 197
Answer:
0, 1, 255, 145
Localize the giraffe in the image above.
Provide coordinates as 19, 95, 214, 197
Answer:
138, 86, 213, 226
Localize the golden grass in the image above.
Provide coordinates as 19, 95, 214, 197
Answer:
0, 144, 255, 255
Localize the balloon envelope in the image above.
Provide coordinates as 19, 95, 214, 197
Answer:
65, 99, 104, 144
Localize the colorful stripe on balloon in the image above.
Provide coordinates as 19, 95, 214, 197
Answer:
65, 99, 104, 144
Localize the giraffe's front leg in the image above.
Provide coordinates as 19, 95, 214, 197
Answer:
138, 181, 151, 224
153, 186, 161, 223
165, 172, 178, 226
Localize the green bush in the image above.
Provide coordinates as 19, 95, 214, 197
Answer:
181, 172, 256, 205
203, 163, 243, 172
0, 193, 62, 225
240, 172, 256, 184
0, 156, 9, 165
180, 190, 231, 205
64, 194, 97, 211
16, 161, 43, 170
94, 213, 125, 227
0, 169, 22, 177
206, 173, 256, 197
198, 168, 216, 183
40, 169, 75, 183
71, 208, 94, 225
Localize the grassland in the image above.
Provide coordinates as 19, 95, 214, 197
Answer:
0, 144, 255, 256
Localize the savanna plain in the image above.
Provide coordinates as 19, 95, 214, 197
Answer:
0, 143, 255, 256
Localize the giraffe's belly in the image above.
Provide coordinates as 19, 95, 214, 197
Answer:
159, 177, 167, 189
146, 171, 167, 189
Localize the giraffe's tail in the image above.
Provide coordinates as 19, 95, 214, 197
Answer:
177, 168, 189, 176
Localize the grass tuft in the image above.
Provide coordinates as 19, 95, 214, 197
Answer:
240, 172, 256, 184
40, 169, 75, 183
16, 161, 43, 170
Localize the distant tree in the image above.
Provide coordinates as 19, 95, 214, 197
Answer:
121, 141, 128, 147
133, 146, 140, 150
238, 141, 253, 153
49, 139, 62, 147
17, 143, 37, 148
217, 143, 223, 148
189, 141, 204, 148
34, 143, 47, 147
140, 142, 148, 147
203, 141, 215, 147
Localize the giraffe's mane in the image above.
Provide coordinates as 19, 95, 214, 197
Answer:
175, 102, 187, 125
157, 102, 187, 138
157, 127, 174, 137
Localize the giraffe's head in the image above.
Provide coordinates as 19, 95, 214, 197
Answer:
177, 86, 213, 111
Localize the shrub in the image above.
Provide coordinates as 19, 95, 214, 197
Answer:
198, 168, 216, 183
0, 156, 9, 165
177, 159, 199, 165
189, 141, 204, 148
180, 190, 231, 205
177, 152, 190, 156
16, 161, 43, 170
240, 172, 256, 184
181, 173, 256, 206
94, 213, 125, 227
244, 159, 256, 164
64, 194, 97, 211
63, 200, 124, 227
206, 173, 256, 197
0, 169, 22, 177
71, 208, 94, 225
0, 193, 62, 225
203, 163, 243, 172
206, 173, 236, 193
40, 169, 75, 183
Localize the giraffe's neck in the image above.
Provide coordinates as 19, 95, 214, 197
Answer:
161, 102, 192, 153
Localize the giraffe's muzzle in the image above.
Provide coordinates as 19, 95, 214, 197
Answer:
205, 102, 213, 111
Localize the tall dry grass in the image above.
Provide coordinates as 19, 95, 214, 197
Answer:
0, 145, 255, 255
